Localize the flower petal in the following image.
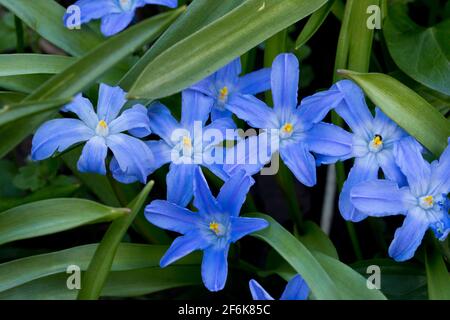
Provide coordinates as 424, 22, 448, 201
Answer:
160, 231, 208, 267
338, 153, 379, 222
193, 167, 220, 214
201, 245, 230, 292
109, 104, 151, 136
304, 122, 353, 158
237, 68, 271, 95
64, 0, 119, 26
181, 90, 213, 129
388, 208, 429, 262
137, 0, 178, 8
167, 163, 195, 207
280, 274, 310, 300
249, 280, 275, 300
106, 133, 153, 183
61, 94, 98, 129
271, 54, 299, 118
229, 216, 268, 242
145, 199, 199, 234
430, 138, 450, 194
373, 107, 407, 142
110, 157, 140, 184
202, 117, 236, 148
100, 11, 135, 36
280, 142, 316, 187
148, 101, 180, 145
77, 136, 108, 175
227, 94, 277, 129
147, 140, 172, 169
96, 84, 127, 123
31, 119, 93, 161
217, 170, 254, 217
215, 58, 241, 85
211, 107, 233, 121
377, 150, 407, 186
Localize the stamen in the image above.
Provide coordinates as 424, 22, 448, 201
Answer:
424, 195, 434, 206
281, 123, 293, 133
209, 222, 221, 235
419, 195, 434, 209
373, 134, 383, 146
182, 136, 192, 148
219, 86, 229, 101
96, 120, 109, 137
369, 134, 383, 152
98, 120, 108, 129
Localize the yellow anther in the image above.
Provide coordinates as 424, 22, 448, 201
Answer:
182, 136, 192, 147
373, 134, 383, 146
219, 86, 229, 101
98, 120, 108, 129
424, 195, 434, 206
209, 222, 220, 235
282, 123, 294, 133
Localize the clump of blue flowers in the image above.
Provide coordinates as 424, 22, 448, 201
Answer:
64, 0, 178, 36
145, 168, 269, 291
249, 274, 310, 300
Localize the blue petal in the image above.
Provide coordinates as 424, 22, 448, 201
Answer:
304, 122, 353, 158
334, 80, 373, 139
64, 0, 119, 26
388, 208, 429, 262
280, 275, 310, 300
145, 199, 199, 234
31, 119, 94, 161
201, 245, 230, 292
249, 280, 275, 300
77, 136, 108, 175
271, 54, 299, 119
280, 142, 316, 187
377, 150, 407, 186
106, 133, 153, 183
202, 117, 236, 148
350, 179, 408, 217
181, 90, 213, 129
226, 94, 278, 129
430, 209, 450, 241
211, 106, 233, 121
193, 167, 220, 214
167, 163, 195, 207
373, 107, 407, 142
100, 11, 135, 36
190, 75, 215, 97
147, 140, 172, 170
96, 84, 127, 122
61, 94, 98, 129
110, 157, 140, 184
109, 104, 151, 136
430, 138, 450, 195
237, 68, 271, 95
147, 102, 180, 145
202, 162, 230, 182
338, 153, 379, 222
229, 216, 268, 242
136, 0, 178, 8
160, 231, 208, 267
394, 137, 431, 196
215, 58, 241, 85
217, 170, 254, 217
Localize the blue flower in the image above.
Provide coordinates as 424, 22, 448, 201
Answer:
145, 168, 269, 292
31, 84, 153, 183
318, 80, 411, 222
114, 90, 236, 206
249, 274, 310, 300
350, 137, 450, 261
190, 58, 271, 120
64, 0, 178, 36
223, 53, 352, 186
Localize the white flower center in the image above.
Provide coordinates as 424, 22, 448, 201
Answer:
368, 134, 383, 153
279, 122, 294, 139
419, 195, 434, 210
209, 221, 226, 237
119, 0, 133, 11
95, 120, 109, 137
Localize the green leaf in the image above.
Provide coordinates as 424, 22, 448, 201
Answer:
0, 91, 26, 105
120, 0, 243, 89
78, 181, 155, 300
0, 266, 201, 299
0, 54, 75, 76
0, 74, 51, 94
128, 0, 328, 100
295, 0, 335, 49
0, 199, 129, 246
384, 4, 450, 95
0, 97, 70, 127
338, 70, 450, 156
0, 243, 200, 293
298, 221, 339, 259
246, 213, 341, 299
0, 0, 103, 57
425, 241, 450, 300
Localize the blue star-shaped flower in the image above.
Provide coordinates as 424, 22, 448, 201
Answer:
249, 274, 310, 300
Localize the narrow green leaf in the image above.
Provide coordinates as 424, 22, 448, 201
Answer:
0, 54, 75, 76
246, 213, 341, 299
0, 91, 26, 105
78, 181, 155, 300
298, 221, 339, 259
338, 70, 450, 156
0, 97, 71, 127
0, 74, 51, 94
0, 0, 103, 56
425, 241, 450, 300
295, 0, 336, 49
0, 199, 129, 246
128, 0, 328, 100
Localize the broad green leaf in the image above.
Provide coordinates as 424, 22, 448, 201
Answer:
0, 243, 200, 293
0, 0, 103, 56
425, 242, 450, 300
78, 182, 155, 300
0, 74, 51, 94
0, 91, 26, 105
0, 8, 184, 159
128, 0, 328, 99
120, 0, 243, 89
0, 199, 129, 246
338, 70, 450, 156
0, 54, 75, 76
0, 266, 201, 299
298, 221, 339, 259
0, 97, 71, 127
384, 4, 450, 95
295, 0, 335, 49
246, 213, 341, 299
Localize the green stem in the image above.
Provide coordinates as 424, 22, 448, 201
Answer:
14, 16, 24, 53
